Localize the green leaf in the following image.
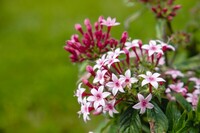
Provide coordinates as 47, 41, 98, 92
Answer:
120, 105, 142, 133
174, 93, 192, 112
175, 54, 200, 71
196, 97, 200, 122
174, 111, 187, 132
166, 101, 181, 131
147, 102, 168, 133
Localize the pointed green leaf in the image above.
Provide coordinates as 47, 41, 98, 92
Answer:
120, 105, 142, 133
166, 101, 181, 131
196, 97, 200, 122
147, 102, 168, 133
174, 93, 192, 112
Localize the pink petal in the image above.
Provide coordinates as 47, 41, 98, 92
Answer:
145, 93, 152, 102
138, 93, 144, 101
132, 102, 141, 109
156, 78, 165, 82
140, 107, 146, 114
87, 96, 95, 102
112, 74, 118, 82
152, 73, 160, 78
91, 89, 98, 95
147, 103, 154, 109
102, 92, 111, 98
125, 69, 131, 78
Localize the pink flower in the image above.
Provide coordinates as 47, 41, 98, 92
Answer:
93, 54, 107, 70
104, 99, 119, 117
78, 98, 91, 122
142, 40, 163, 56
189, 77, 200, 89
93, 70, 107, 84
75, 83, 86, 103
106, 73, 125, 96
101, 17, 120, 27
186, 91, 199, 107
125, 39, 140, 50
168, 82, 187, 95
156, 40, 175, 51
139, 71, 165, 89
132, 93, 154, 114
87, 86, 110, 109
165, 69, 184, 79
120, 69, 138, 88
107, 48, 124, 58
104, 55, 120, 68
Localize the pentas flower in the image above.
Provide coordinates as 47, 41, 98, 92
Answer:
93, 69, 107, 84
133, 93, 154, 114
87, 86, 110, 109
106, 74, 125, 96
156, 40, 175, 52
101, 17, 120, 27
78, 98, 91, 122
186, 90, 200, 108
93, 54, 107, 70
75, 83, 86, 103
125, 39, 141, 50
168, 82, 187, 96
120, 69, 138, 88
142, 40, 163, 56
165, 69, 184, 79
189, 77, 200, 87
73, 39, 175, 122
104, 99, 119, 117
139, 71, 165, 89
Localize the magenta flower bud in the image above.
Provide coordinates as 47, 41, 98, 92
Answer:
167, 0, 174, 5
72, 34, 79, 42
86, 65, 96, 76
173, 5, 181, 11
98, 16, 104, 23
170, 12, 176, 17
82, 79, 93, 88
151, 7, 157, 13
84, 18, 92, 31
167, 16, 173, 21
138, 40, 143, 47
94, 22, 99, 31
162, 8, 168, 13
120, 31, 128, 44
75, 23, 84, 34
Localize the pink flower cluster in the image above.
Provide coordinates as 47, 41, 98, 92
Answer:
64, 16, 128, 62
74, 39, 175, 122
165, 69, 200, 109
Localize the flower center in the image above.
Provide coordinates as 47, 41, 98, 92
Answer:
151, 46, 157, 51
141, 100, 147, 107
115, 81, 120, 87
96, 93, 102, 101
148, 76, 155, 82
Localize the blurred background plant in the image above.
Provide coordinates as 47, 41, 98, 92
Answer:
0, 0, 200, 133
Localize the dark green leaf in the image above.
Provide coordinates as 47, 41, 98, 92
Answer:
174, 93, 192, 112
120, 105, 142, 133
196, 97, 200, 122
174, 111, 187, 132
147, 102, 168, 133
166, 101, 181, 131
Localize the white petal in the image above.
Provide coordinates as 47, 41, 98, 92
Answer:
102, 92, 111, 98
106, 82, 114, 88
151, 81, 158, 89
130, 77, 138, 83
156, 78, 165, 82
142, 45, 150, 50
112, 88, 118, 96
98, 86, 104, 93
139, 74, 147, 78
152, 73, 160, 78
91, 89, 98, 95
146, 71, 152, 76
141, 79, 149, 86
125, 69, 131, 77
112, 74, 118, 82
87, 96, 95, 102
94, 101, 100, 109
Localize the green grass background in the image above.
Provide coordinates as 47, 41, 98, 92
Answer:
0, 0, 198, 132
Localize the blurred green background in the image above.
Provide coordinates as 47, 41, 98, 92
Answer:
0, 0, 199, 132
